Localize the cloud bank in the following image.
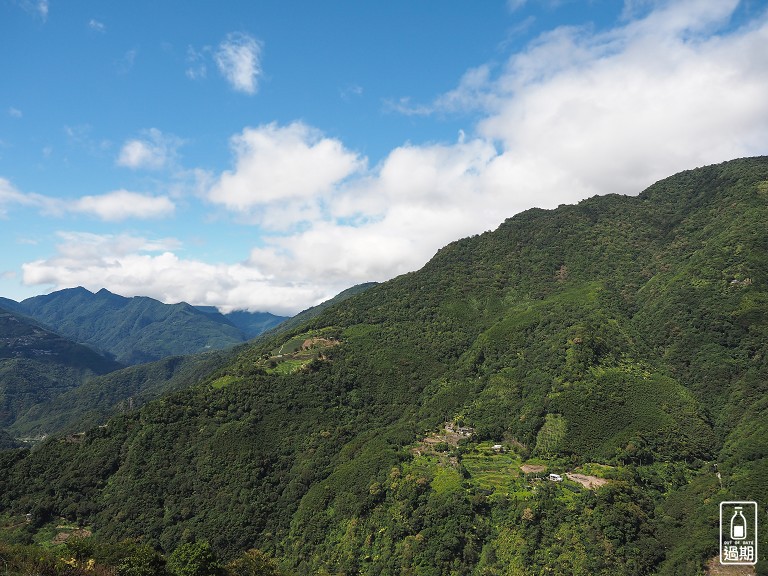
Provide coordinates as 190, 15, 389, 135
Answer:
22, 232, 322, 316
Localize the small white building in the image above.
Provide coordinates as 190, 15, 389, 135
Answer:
548, 473, 563, 482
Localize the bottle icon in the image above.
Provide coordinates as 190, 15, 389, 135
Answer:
731, 506, 747, 540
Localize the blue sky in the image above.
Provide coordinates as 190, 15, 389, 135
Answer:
1, 0, 767, 314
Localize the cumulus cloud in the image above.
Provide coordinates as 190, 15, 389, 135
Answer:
474, 0, 768, 197
72, 190, 175, 221
215, 32, 262, 94
117, 128, 183, 170
208, 122, 365, 226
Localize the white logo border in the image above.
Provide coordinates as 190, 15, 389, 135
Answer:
720, 500, 758, 566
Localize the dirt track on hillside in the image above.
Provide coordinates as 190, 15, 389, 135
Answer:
566, 472, 608, 489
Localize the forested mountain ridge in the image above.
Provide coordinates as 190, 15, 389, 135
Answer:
6, 349, 235, 438
7, 287, 288, 365
1, 157, 767, 575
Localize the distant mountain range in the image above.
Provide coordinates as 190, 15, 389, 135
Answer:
0, 287, 289, 365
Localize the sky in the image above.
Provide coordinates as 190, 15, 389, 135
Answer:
1, 0, 768, 315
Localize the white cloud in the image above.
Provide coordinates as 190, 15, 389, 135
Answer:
0, 178, 25, 202
21, 232, 322, 315
208, 122, 365, 224
215, 32, 262, 94
0, 177, 53, 217
8, 107, 22, 118
186, 45, 209, 80
0, 178, 31, 216
16, 0, 48, 21
117, 49, 137, 74
0, 178, 174, 222
242, 137, 503, 291
88, 18, 105, 32
340, 84, 364, 100
72, 190, 175, 221
117, 128, 183, 170
475, 0, 768, 197
389, 65, 496, 116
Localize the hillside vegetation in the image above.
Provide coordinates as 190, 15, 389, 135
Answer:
0, 285, 377, 441
1, 157, 767, 575
6, 349, 235, 438
0, 307, 122, 438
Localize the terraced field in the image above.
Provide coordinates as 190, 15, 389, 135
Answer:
461, 444, 524, 493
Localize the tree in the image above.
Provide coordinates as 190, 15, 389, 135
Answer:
117, 542, 168, 576
167, 541, 222, 576
225, 549, 286, 576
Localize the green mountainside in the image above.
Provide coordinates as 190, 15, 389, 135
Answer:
257, 282, 378, 338
6, 349, 234, 438
4, 286, 376, 439
0, 306, 122, 434
1, 158, 767, 575
0, 297, 23, 314
0, 428, 21, 449
11, 288, 288, 365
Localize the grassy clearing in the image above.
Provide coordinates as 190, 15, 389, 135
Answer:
267, 359, 309, 375
210, 375, 240, 389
